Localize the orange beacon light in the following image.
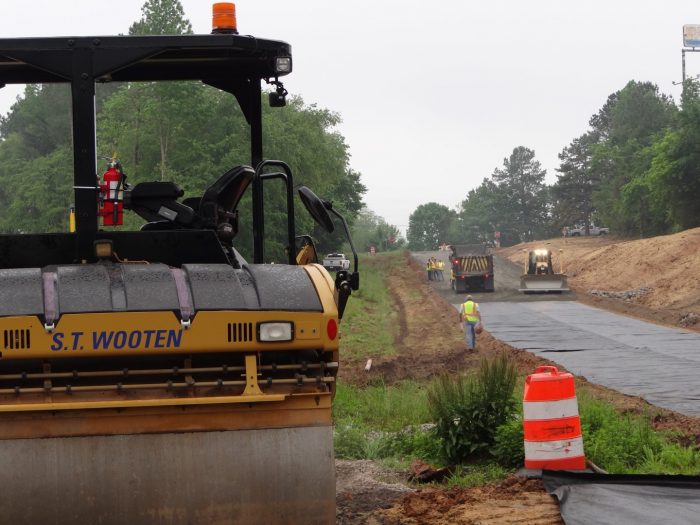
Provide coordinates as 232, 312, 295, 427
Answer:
212, 3, 238, 34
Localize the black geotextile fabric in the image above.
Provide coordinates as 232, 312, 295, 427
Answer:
542, 471, 700, 525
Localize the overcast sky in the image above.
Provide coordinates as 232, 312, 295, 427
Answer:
1, 1, 699, 234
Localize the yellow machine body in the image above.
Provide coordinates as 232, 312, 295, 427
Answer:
519, 249, 570, 293
0, 263, 340, 524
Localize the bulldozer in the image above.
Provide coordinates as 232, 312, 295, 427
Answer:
0, 4, 358, 524
519, 249, 569, 293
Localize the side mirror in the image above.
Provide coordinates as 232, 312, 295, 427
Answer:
297, 186, 334, 233
296, 186, 360, 320
269, 90, 287, 107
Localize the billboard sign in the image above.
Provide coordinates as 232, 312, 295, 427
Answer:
683, 25, 700, 47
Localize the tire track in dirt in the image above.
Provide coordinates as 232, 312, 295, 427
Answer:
367, 253, 474, 383
387, 284, 408, 351
369, 252, 571, 384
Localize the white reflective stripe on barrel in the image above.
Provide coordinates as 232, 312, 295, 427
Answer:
523, 398, 579, 421
524, 437, 585, 460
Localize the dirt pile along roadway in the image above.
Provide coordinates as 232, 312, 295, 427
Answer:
337, 244, 700, 524
498, 228, 700, 330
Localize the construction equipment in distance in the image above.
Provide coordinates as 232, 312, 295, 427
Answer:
322, 252, 351, 272
0, 4, 359, 524
519, 249, 569, 293
450, 244, 495, 293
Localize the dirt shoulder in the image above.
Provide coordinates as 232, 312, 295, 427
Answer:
374, 476, 563, 525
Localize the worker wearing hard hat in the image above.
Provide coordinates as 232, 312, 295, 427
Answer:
459, 295, 482, 350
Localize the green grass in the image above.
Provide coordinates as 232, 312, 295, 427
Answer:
489, 385, 700, 475
333, 375, 700, 484
577, 390, 700, 474
335, 380, 431, 431
341, 253, 400, 360
334, 380, 441, 463
444, 463, 511, 488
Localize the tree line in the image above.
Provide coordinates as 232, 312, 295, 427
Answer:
407, 80, 700, 250
6, 1, 695, 256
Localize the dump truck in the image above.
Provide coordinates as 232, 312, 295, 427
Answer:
0, 4, 359, 524
450, 244, 495, 293
519, 249, 569, 293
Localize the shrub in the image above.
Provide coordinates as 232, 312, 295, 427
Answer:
427, 353, 518, 464
492, 417, 525, 467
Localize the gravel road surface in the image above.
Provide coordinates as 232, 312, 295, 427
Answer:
413, 250, 575, 303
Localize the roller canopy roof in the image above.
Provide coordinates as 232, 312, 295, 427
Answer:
0, 33, 293, 262
0, 33, 292, 84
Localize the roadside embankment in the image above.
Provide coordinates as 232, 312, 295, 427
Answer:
497, 228, 700, 330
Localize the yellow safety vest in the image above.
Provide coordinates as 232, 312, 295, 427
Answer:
463, 301, 479, 323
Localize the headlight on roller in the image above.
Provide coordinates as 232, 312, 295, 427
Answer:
257, 322, 294, 342
275, 57, 292, 73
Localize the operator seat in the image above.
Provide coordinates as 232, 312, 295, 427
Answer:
128, 181, 194, 229
138, 166, 254, 232
196, 165, 255, 229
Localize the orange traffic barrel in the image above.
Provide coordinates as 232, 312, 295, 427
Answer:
523, 365, 586, 470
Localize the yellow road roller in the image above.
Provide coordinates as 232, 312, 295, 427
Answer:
0, 4, 358, 523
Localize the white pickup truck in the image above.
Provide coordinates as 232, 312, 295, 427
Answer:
568, 224, 609, 236
322, 253, 350, 271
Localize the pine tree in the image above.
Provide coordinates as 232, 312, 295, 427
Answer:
492, 146, 548, 241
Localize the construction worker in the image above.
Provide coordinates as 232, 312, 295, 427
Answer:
426, 260, 432, 281
438, 260, 445, 281
459, 295, 481, 350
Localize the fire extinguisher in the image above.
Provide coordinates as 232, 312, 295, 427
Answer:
98, 156, 125, 226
